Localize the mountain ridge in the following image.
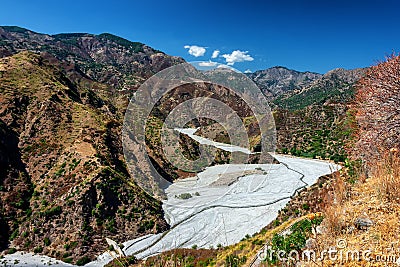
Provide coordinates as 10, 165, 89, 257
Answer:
0, 25, 364, 109
247, 66, 322, 100
273, 67, 365, 110
0, 26, 185, 92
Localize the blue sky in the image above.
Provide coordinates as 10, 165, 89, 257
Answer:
1, 0, 399, 73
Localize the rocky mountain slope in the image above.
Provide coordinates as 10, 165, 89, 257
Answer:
247, 66, 322, 99
0, 51, 169, 264
273, 67, 365, 110
273, 104, 355, 162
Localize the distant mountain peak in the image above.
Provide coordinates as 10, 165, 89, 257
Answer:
248, 66, 322, 99
273, 67, 366, 110
1, 25, 35, 34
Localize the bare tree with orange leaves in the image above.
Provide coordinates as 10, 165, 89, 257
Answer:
352, 54, 400, 165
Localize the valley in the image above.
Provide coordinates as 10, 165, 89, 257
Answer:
0, 25, 391, 267
1, 130, 339, 266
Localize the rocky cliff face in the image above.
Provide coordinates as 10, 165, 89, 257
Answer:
0, 52, 168, 263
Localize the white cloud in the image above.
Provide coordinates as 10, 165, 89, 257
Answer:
184, 45, 206, 57
222, 50, 254, 65
211, 50, 220, 59
198, 61, 218, 67
244, 69, 252, 73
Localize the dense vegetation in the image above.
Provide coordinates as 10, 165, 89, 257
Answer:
266, 216, 323, 265
274, 83, 355, 110
274, 105, 355, 163
98, 33, 145, 53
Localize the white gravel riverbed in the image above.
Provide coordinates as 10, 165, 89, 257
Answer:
1, 129, 340, 266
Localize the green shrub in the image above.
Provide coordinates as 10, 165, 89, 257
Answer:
175, 193, 192, 199
106, 218, 116, 233
64, 257, 73, 263
252, 239, 263, 245
7, 248, 17, 254
34, 246, 43, 253
44, 237, 51, 246
64, 241, 78, 251
138, 220, 155, 232
55, 167, 65, 177
125, 255, 136, 264
76, 256, 90, 266
69, 159, 81, 171
24, 240, 31, 248
225, 254, 247, 267
45, 206, 62, 217
25, 208, 32, 217
267, 217, 323, 265
9, 229, 19, 240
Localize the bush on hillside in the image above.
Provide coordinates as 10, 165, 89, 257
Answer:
352, 54, 400, 164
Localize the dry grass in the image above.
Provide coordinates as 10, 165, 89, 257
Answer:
374, 153, 400, 203
320, 172, 349, 237
131, 248, 217, 267
303, 154, 400, 267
